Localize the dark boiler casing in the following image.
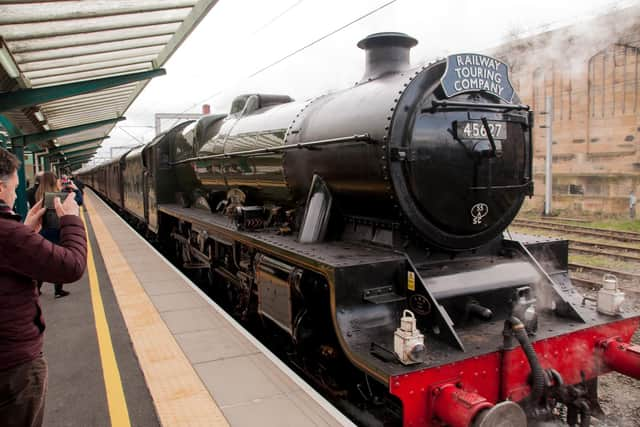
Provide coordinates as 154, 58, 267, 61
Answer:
188, 33, 532, 250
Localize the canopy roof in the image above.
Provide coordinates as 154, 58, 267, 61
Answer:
0, 0, 218, 168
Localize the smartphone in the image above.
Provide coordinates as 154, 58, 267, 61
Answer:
42, 192, 67, 229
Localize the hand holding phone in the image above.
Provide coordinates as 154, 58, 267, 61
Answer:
54, 192, 79, 217
42, 192, 67, 229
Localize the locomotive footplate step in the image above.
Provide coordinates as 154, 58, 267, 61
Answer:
81, 190, 352, 427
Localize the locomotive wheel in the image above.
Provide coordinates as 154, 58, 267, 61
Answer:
472, 401, 527, 427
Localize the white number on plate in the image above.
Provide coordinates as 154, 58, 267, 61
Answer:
462, 122, 502, 138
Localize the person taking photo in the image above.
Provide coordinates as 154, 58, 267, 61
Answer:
0, 147, 87, 427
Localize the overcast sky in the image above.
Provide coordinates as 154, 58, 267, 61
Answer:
93, 0, 638, 162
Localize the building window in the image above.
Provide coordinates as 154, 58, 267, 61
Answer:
568, 184, 584, 195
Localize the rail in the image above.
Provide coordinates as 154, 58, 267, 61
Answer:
170, 133, 374, 165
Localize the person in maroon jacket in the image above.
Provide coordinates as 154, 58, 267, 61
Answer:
0, 148, 87, 427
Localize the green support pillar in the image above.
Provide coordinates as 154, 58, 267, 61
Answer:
0, 133, 7, 149
11, 136, 28, 217
43, 155, 50, 172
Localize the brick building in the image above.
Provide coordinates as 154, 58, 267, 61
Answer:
493, 7, 640, 216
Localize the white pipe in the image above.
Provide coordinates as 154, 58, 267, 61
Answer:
544, 96, 553, 216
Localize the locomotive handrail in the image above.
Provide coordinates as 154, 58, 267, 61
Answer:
170, 133, 373, 165
423, 100, 530, 113
469, 181, 533, 191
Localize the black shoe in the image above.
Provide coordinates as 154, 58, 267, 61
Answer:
55, 290, 70, 299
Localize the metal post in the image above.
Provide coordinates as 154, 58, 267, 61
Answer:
11, 136, 28, 217
43, 155, 50, 171
544, 96, 553, 216
34, 152, 40, 174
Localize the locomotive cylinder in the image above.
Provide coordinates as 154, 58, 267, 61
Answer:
431, 384, 492, 427
600, 338, 640, 380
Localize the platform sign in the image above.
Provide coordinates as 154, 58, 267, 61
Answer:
441, 53, 515, 103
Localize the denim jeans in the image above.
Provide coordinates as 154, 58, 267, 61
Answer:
0, 356, 48, 427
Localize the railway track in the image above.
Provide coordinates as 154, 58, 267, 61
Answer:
510, 218, 640, 262
513, 218, 640, 244
570, 276, 640, 297
569, 262, 640, 283
569, 243, 640, 263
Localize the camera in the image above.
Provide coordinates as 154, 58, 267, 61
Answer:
42, 192, 66, 229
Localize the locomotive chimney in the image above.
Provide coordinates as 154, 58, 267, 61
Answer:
357, 32, 418, 82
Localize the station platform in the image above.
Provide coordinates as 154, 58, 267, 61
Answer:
39, 190, 352, 427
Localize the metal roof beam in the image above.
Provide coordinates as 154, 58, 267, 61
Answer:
10, 24, 179, 53
62, 152, 97, 162
21, 46, 163, 72
31, 64, 152, 87
44, 97, 131, 114
43, 86, 135, 107
62, 160, 94, 170
46, 101, 130, 116
67, 156, 95, 165
61, 153, 96, 163
16, 36, 169, 63
0, 68, 165, 111
0, 2, 196, 26
1, 13, 186, 42
49, 114, 122, 129
27, 57, 156, 79
48, 137, 108, 153
67, 160, 91, 169
32, 64, 152, 87
59, 146, 100, 158
20, 116, 124, 146
51, 145, 100, 158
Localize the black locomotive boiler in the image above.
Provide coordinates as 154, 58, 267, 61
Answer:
79, 33, 640, 427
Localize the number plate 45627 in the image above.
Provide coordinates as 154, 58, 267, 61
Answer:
456, 120, 507, 140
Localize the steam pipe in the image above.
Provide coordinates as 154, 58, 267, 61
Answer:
432, 384, 493, 427
599, 338, 640, 379
509, 316, 545, 403
466, 301, 493, 320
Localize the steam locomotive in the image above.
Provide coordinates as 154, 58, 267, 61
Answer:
78, 33, 640, 426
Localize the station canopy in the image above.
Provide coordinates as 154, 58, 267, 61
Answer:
0, 0, 218, 169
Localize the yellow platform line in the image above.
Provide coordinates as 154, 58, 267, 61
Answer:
81, 209, 131, 427
83, 194, 229, 427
